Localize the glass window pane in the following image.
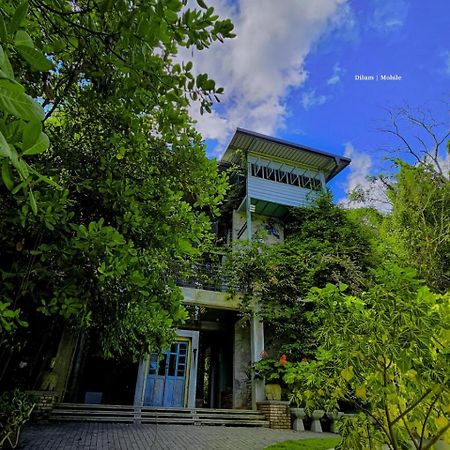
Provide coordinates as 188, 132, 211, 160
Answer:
179, 343, 188, 354
148, 354, 158, 375
158, 354, 167, 376
168, 354, 177, 376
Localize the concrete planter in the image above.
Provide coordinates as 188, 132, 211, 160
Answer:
264, 383, 282, 401
290, 407, 306, 431
327, 411, 344, 433
311, 409, 325, 432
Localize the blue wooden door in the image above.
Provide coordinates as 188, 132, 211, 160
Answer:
144, 340, 189, 407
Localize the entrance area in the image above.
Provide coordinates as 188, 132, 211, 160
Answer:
64, 307, 252, 410
135, 308, 243, 409
144, 339, 190, 407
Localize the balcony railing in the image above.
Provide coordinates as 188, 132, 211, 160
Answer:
171, 262, 228, 293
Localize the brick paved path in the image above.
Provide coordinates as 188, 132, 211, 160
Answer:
20, 423, 336, 450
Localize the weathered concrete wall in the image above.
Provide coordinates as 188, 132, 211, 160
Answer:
181, 287, 241, 311
232, 211, 284, 244
233, 320, 251, 409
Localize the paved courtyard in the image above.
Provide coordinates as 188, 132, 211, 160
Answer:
20, 423, 336, 450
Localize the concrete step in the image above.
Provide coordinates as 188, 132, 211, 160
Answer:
50, 415, 269, 427
49, 403, 269, 427
55, 403, 260, 414
51, 410, 265, 420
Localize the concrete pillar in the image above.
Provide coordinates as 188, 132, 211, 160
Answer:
233, 319, 251, 408
250, 313, 265, 409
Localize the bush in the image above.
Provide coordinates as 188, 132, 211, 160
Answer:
0, 390, 35, 449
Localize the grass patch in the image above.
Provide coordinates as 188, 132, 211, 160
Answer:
265, 437, 341, 450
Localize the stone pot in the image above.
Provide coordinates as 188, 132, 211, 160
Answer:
290, 407, 306, 432
311, 409, 325, 433
264, 383, 282, 401
327, 411, 344, 433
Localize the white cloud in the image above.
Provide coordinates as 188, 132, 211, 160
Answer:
182, 0, 350, 149
301, 89, 328, 110
339, 143, 391, 211
369, 0, 409, 33
344, 142, 372, 191
327, 62, 344, 85
436, 150, 450, 178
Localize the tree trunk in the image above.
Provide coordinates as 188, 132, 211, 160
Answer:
42, 328, 79, 402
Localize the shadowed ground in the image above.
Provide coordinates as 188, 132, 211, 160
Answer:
20, 423, 337, 450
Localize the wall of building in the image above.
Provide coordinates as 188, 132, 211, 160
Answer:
248, 176, 319, 208
247, 155, 323, 209
232, 211, 284, 244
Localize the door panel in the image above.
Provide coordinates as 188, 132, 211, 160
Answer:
144, 340, 189, 407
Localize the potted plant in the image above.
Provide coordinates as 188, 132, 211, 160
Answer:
252, 352, 288, 401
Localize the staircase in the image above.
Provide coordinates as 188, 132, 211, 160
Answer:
50, 403, 269, 427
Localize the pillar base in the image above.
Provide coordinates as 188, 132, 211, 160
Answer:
257, 401, 291, 429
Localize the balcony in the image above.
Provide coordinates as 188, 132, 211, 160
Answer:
172, 261, 228, 293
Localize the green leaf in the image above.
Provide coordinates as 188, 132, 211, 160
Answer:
0, 130, 11, 157
196, 0, 208, 9
0, 47, 15, 79
0, 15, 7, 42
11, 180, 26, 194
9, 1, 28, 33
1, 159, 13, 190
14, 30, 33, 48
16, 45, 53, 71
14, 158, 29, 180
29, 188, 37, 215
22, 131, 49, 155
341, 366, 354, 382
23, 120, 42, 150
0, 86, 45, 121
0, 78, 25, 93
28, 166, 61, 189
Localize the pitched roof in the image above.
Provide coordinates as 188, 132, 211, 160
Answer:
221, 128, 351, 181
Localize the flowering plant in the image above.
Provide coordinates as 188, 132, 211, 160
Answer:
252, 352, 288, 384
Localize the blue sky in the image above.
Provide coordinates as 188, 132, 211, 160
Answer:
188, 0, 450, 205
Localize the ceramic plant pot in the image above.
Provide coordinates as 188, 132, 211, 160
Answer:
264, 383, 282, 401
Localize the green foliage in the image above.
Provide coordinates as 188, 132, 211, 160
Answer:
0, 0, 235, 199
386, 162, 450, 292
0, 1, 52, 199
252, 355, 287, 384
0, 0, 233, 360
0, 389, 34, 449
284, 265, 450, 450
227, 193, 375, 359
0, 301, 27, 334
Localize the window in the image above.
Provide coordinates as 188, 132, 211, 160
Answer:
250, 163, 322, 191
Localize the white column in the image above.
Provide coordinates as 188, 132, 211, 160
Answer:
250, 312, 265, 409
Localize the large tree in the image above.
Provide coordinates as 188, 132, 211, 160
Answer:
227, 193, 376, 359
347, 107, 450, 292
0, 0, 234, 387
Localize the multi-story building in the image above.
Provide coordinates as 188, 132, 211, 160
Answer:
129, 128, 351, 411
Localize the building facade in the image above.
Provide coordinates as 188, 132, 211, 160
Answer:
129, 128, 351, 411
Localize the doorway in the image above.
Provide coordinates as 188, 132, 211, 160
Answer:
135, 330, 199, 408
144, 339, 190, 407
